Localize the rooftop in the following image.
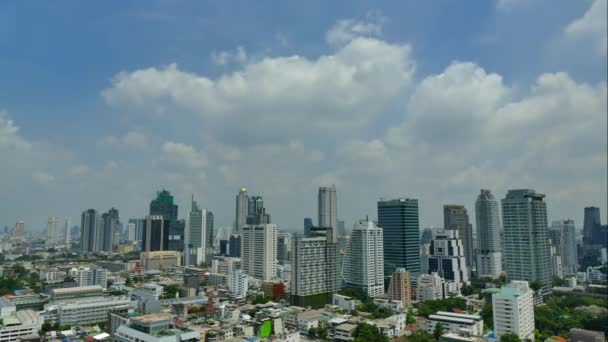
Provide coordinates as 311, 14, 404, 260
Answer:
132, 313, 173, 324
0, 297, 14, 308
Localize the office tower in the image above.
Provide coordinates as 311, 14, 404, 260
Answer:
229, 234, 241, 257
304, 217, 313, 236
475, 189, 503, 278
337, 220, 346, 236
583, 207, 601, 249
235, 187, 249, 234
206, 211, 214, 260
318, 185, 338, 242
550, 245, 563, 278
228, 269, 249, 300
12, 221, 25, 238
164, 219, 185, 251
186, 197, 207, 266
127, 223, 136, 242
76, 267, 108, 289
277, 232, 292, 263
241, 224, 277, 281
219, 240, 229, 256
502, 189, 552, 295
552, 220, 578, 275
428, 230, 470, 294
101, 208, 119, 252
291, 235, 341, 308
150, 190, 178, 221
342, 219, 385, 298
387, 268, 411, 308
247, 196, 271, 225
492, 281, 535, 341
378, 198, 420, 278
444, 205, 475, 270
81, 209, 101, 253
420, 228, 434, 245
143, 215, 164, 252
64, 218, 72, 244
128, 218, 145, 241
582, 207, 608, 261
416, 272, 446, 301
46, 217, 61, 247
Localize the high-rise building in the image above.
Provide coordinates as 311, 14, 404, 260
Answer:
143, 215, 164, 252
228, 269, 249, 300
342, 219, 384, 298
164, 219, 185, 251
416, 272, 445, 301
291, 235, 340, 308
583, 207, 601, 249
552, 220, 578, 275
150, 190, 178, 221
277, 232, 292, 263
582, 207, 608, 261
46, 217, 61, 247
101, 208, 119, 252
127, 223, 136, 242
420, 228, 434, 245
318, 185, 338, 243
475, 189, 503, 278
12, 221, 25, 238
550, 245, 564, 278
428, 230, 470, 294
304, 217, 313, 236
128, 218, 145, 241
64, 218, 72, 245
378, 198, 420, 278
229, 234, 241, 257
186, 197, 207, 266
502, 189, 552, 295
492, 281, 535, 341
241, 224, 277, 281
387, 268, 411, 308
247, 196, 271, 225
235, 187, 249, 234
206, 211, 214, 260
444, 205, 475, 271
81, 209, 101, 253
76, 267, 108, 289
337, 220, 346, 236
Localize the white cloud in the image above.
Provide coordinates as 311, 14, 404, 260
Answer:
160, 141, 208, 169
565, 0, 607, 55
32, 171, 55, 184
325, 11, 388, 47
211, 46, 248, 65
102, 32, 414, 142
100, 130, 148, 149
0, 111, 30, 150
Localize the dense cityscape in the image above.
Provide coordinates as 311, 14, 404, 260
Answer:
0, 185, 606, 342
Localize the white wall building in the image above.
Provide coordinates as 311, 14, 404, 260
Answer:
228, 269, 249, 300
241, 224, 277, 281
426, 311, 483, 336
76, 267, 108, 289
428, 230, 470, 295
342, 219, 384, 298
0, 310, 43, 342
416, 272, 445, 302
186, 197, 207, 266
46, 217, 61, 247
492, 281, 535, 341
43, 297, 132, 326
551, 220, 578, 275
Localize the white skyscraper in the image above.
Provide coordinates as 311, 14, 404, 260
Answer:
492, 281, 535, 341
235, 188, 249, 234
502, 189, 552, 295
64, 218, 72, 245
76, 267, 108, 289
241, 224, 277, 281
551, 220, 578, 276
475, 189, 503, 278
127, 222, 136, 242
342, 219, 384, 298
186, 196, 207, 266
228, 269, 249, 300
46, 217, 61, 247
318, 185, 338, 243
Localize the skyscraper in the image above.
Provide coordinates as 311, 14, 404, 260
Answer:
475, 189, 503, 278
502, 189, 552, 295
150, 190, 178, 221
12, 221, 25, 238
206, 210, 214, 260
291, 235, 341, 308
165, 219, 185, 251
552, 219, 578, 275
582, 207, 608, 260
378, 198, 420, 278
128, 218, 145, 241
304, 217, 313, 236
81, 209, 100, 253
127, 222, 136, 242
229, 234, 241, 257
46, 217, 61, 247
444, 205, 475, 270
64, 218, 72, 245
318, 185, 338, 243
492, 281, 535, 341
338, 220, 346, 236
241, 224, 277, 281
583, 207, 601, 249
420, 228, 434, 245
428, 230, 470, 294
235, 187, 249, 234
186, 196, 207, 266
342, 219, 385, 298
387, 268, 412, 309
101, 208, 119, 252
143, 215, 164, 252
247, 196, 271, 225
277, 232, 292, 263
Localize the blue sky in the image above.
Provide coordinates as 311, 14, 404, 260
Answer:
0, 0, 606, 234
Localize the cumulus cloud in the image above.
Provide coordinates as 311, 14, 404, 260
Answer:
100, 130, 148, 149
565, 0, 607, 55
160, 142, 208, 169
325, 11, 388, 47
211, 46, 248, 65
0, 111, 30, 150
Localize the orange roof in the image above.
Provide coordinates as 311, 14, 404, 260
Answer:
453, 308, 464, 313
552, 336, 567, 342
3, 294, 15, 298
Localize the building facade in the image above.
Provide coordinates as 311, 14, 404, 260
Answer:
428, 230, 470, 294
492, 281, 535, 341
387, 268, 411, 309
241, 224, 277, 281
444, 205, 475, 271
81, 209, 100, 253
186, 197, 207, 266
475, 189, 503, 278
342, 219, 384, 298
318, 185, 338, 243
235, 187, 249, 234
46, 217, 61, 247
378, 198, 420, 278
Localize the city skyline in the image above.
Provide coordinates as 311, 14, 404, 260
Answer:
0, 1, 606, 232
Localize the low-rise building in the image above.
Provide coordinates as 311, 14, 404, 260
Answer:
332, 294, 360, 311
334, 323, 357, 341
0, 310, 42, 342
43, 296, 132, 326
569, 328, 605, 342
426, 311, 483, 336
114, 313, 199, 342
141, 251, 182, 271
50, 285, 103, 300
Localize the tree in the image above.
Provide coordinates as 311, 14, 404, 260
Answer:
409, 331, 436, 342
500, 333, 521, 342
480, 304, 493, 330
551, 276, 565, 287
407, 308, 417, 324
308, 327, 318, 337
353, 323, 388, 342
433, 322, 445, 340
529, 281, 542, 292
